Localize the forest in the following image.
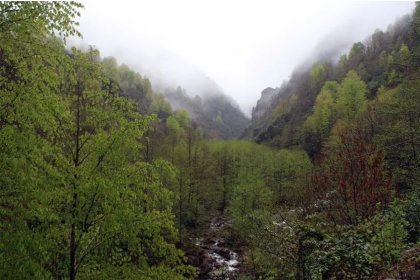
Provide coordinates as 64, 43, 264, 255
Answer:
0, 2, 419, 280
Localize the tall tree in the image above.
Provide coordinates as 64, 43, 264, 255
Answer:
0, 2, 83, 278
336, 70, 367, 120
312, 120, 392, 225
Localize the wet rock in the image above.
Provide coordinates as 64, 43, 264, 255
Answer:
215, 248, 232, 260
203, 237, 218, 245
208, 269, 225, 279
185, 245, 202, 266
213, 260, 223, 269
217, 239, 226, 247
188, 254, 200, 267
194, 216, 241, 279
199, 254, 213, 275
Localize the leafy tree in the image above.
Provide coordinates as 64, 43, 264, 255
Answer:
101, 57, 165, 115
312, 120, 392, 225
101, 57, 120, 84
57, 47, 153, 279
334, 54, 348, 80
166, 115, 182, 163
310, 63, 327, 88
370, 200, 408, 266
348, 42, 366, 69
374, 80, 420, 242
336, 70, 367, 120
373, 82, 419, 191
0, 3, 196, 277
262, 149, 312, 206
0, 2, 82, 40
0, 2, 83, 278
398, 44, 410, 66
306, 81, 339, 143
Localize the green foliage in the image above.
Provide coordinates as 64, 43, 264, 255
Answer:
306, 81, 339, 139
0, 3, 84, 278
399, 44, 410, 66
314, 119, 393, 225
312, 226, 375, 279
305, 71, 367, 154
404, 191, 420, 244
231, 7, 418, 280
336, 70, 367, 120
0, 2, 83, 40
54, 47, 192, 279
236, 198, 410, 279
373, 80, 420, 243
334, 54, 348, 80
101, 57, 172, 115
1, 2, 419, 280
167, 115, 181, 134
0, 5, 195, 278
307, 200, 409, 279
348, 42, 366, 69
262, 149, 312, 204
310, 63, 327, 87
370, 200, 408, 265
164, 87, 250, 139
175, 109, 190, 128
248, 9, 415, 156
374, 80, 420, 192
207, 142, 313, 278
229, 178, 273, 237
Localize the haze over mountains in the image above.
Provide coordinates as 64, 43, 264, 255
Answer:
75, 1, 414, 116
66, 1, 415, 141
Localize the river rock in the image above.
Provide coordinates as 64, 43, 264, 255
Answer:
199, 253, 214, 275
214, 248, 232, 260
193, 216, 241, 279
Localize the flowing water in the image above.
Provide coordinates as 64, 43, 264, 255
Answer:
189, 217, 241, 280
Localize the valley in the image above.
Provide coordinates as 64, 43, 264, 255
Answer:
0, 2, 419, 280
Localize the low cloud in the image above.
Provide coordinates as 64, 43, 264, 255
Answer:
74, 0, 414, 116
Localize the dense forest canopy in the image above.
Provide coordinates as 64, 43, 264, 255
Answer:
0, 1, 419, 280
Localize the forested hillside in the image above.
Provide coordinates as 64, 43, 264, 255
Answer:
238, 4, 420, 279
0, 2, 419, 280
101, 57, 249, 140
164, 86, 249, 139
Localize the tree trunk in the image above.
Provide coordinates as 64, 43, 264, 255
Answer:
69, 222, 77, 280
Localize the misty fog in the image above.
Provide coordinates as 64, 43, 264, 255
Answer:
73, 0, 414, 116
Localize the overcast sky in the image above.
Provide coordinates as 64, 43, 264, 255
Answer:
76, 0, 414, 115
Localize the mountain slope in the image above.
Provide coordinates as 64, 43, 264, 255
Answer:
243, 13, 413, 155
165, 86, 250, 139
